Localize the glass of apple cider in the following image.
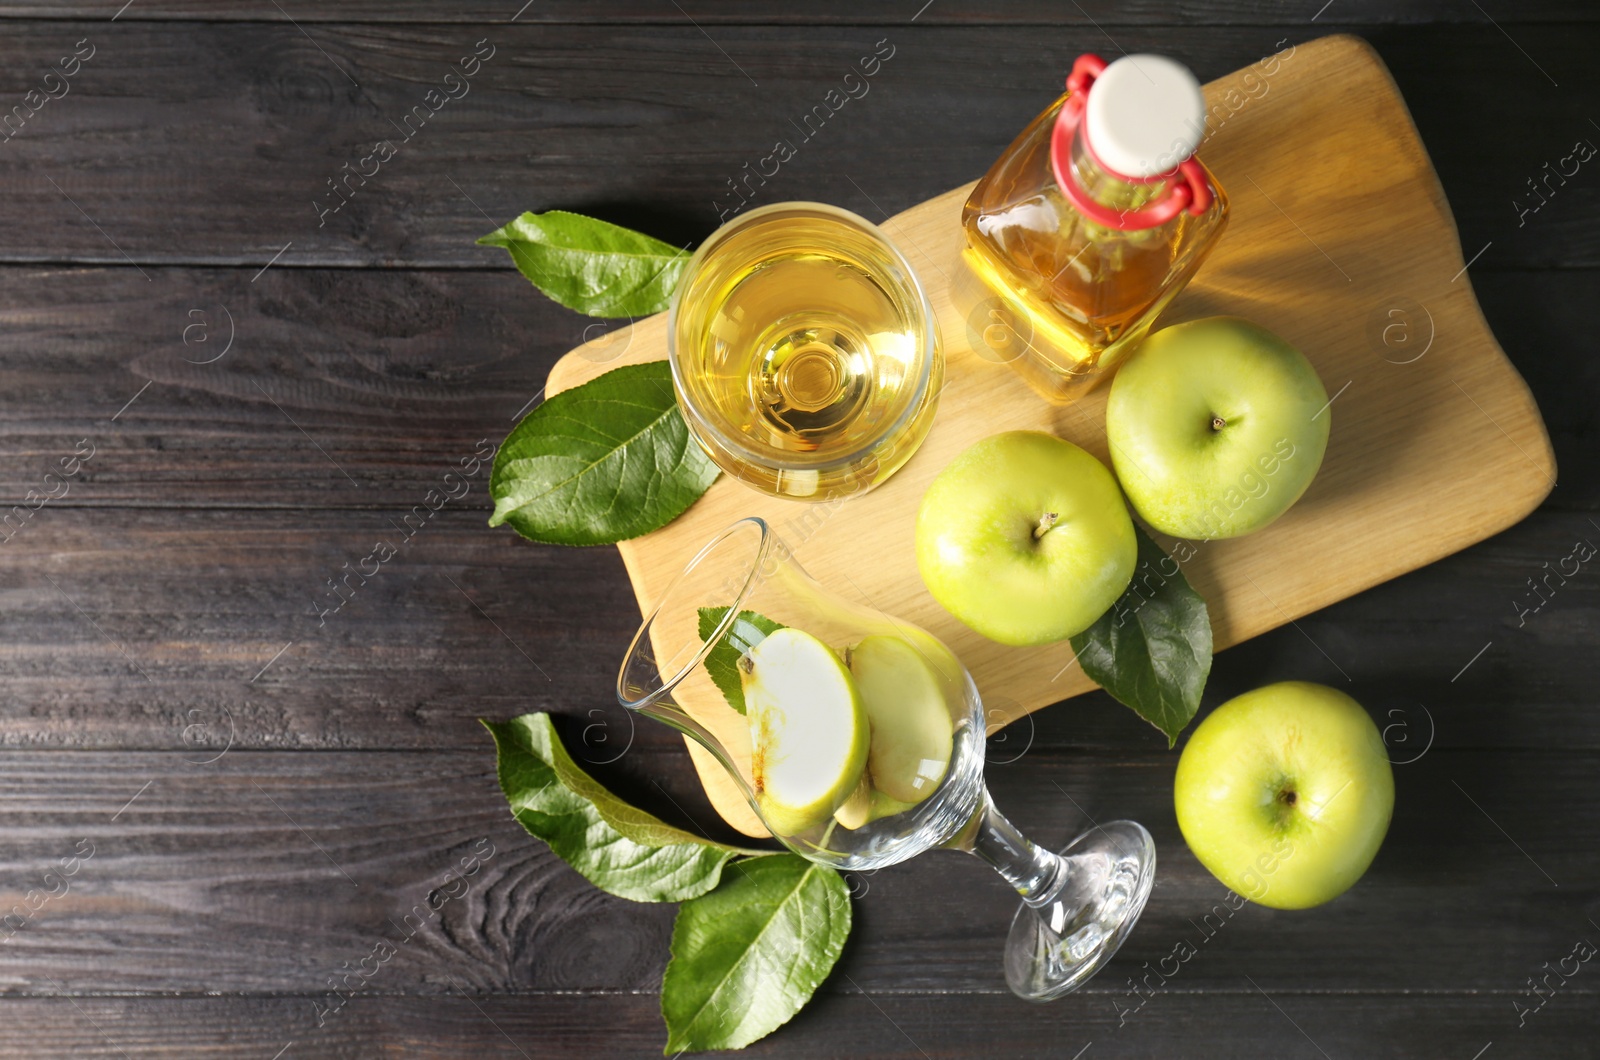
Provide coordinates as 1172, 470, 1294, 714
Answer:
669, 202, 942, 502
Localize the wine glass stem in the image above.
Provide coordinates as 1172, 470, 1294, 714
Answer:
953, 790, 1070, 907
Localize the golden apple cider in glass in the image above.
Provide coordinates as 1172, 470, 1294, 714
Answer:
962, 52, 1229, 402
671, 203, 941, 501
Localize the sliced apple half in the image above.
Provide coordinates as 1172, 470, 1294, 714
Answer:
848, 635, 955, 806
742, 627, 869, 836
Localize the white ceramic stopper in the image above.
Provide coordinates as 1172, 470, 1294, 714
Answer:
1083, 54, 1206, 178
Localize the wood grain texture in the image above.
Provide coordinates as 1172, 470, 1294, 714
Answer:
0, 505, 1593, 755
0, 266, 1588, 509
0, 992, 1593, 1060
0, 505, 1595, 755
0, 747, 1589, 998
0, 993, 1591, 1059
1, 1, 1592, 23
0, 5, 1591, 1056
0, 25, 1592, 267
0, 507, 645, 752
546, 35, 1558, 833
0, 266, 559, 506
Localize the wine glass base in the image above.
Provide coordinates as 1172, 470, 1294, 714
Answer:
1003, 819, 1156, 1002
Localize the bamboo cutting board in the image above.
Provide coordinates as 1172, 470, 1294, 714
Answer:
546, 34, 1556, 836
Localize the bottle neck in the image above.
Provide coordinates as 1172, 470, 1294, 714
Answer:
1066, 123, 1170, 221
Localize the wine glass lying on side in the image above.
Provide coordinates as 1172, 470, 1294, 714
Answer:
618, 516, 1156, 1000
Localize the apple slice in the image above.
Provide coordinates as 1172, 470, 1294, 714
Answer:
833, 771, 874, 830
848, 635, 954, 805
871, 791, 918, 819
742, 627, 869, 836
834, 773, 921, 831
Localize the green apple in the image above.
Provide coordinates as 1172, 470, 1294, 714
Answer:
1105, 316, 1330, 540
850, 635, 954, 803
831, 635, 955, 830
742, 627, 869, 836
1174, 681, 1394, 910
916, 431, 1136, 646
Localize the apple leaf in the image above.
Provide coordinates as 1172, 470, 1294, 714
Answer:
484, 713, 772, 902
661, 854, 851, 1053
488, 361, 720, 546
1069, 526, 1213, 747
697, 607, 785, 716
477, 209, 689, 318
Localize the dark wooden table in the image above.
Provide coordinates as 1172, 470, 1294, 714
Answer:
0, 2, 1595, 1056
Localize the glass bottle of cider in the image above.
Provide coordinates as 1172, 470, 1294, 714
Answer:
961, 53, 1228, 402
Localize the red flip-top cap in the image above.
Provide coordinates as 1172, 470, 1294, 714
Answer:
1050, 53, 1213, 231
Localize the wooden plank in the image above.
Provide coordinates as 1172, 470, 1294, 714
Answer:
0, 507, 658, 753
0, 749, 678, 995
0, 748, 1590, 996
545, 34, 1559, 832
1476, 271, 1600, 508
0, 26, 1592, 266
0, 993, 1590, 1059
0, 506, 1596, 754
0, 266, 555, 507
0, 266, 1587, 510
0, 1, 1590, 22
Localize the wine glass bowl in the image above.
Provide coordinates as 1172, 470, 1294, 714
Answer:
618, 517, 1155, 998
618, 516, 985, 870
668, 202, 943, 502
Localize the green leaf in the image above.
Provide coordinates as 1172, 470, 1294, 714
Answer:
488, 361, 720, 546
1069, 525, 1213, 748
662, 855, 851, 1053
697, 607, 785, 716
477, 209, 689, 318
484, 713, 768, 902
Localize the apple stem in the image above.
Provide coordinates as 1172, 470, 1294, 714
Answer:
1033, 512, 1059, 540
1210, 415, 1227, 431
